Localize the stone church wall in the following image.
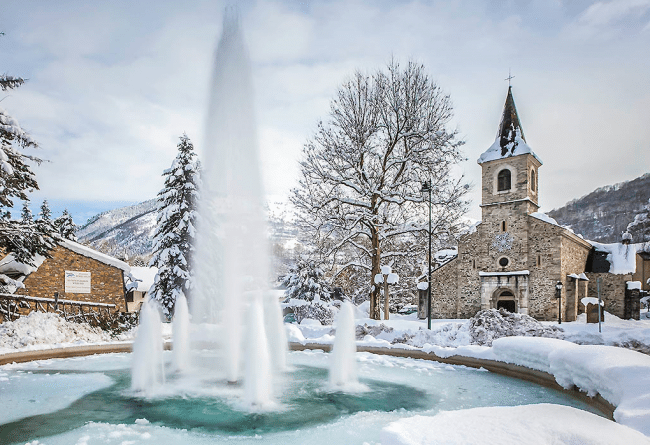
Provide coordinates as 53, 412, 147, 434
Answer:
15, 245, 127, 312
526, 216, 562, 320
584, 272, 631, 319
430, 257, 460, 318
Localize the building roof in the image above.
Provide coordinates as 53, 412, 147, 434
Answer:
478, 87, 542, 165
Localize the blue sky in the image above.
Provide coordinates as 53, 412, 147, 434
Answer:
2, 0, 649, 224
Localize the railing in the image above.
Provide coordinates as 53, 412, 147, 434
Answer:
0, 292, 117, 325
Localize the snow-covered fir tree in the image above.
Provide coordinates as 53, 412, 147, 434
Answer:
149, 134, 200, 318
54, 209, 77, 241
21, 200, 33, 223
0, 50, 56, 265
282, 259, 336, 324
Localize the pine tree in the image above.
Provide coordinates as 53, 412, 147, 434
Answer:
282, 260, 336, 325
21, 200, 33, 223
0, 36, 56, 265
54, 209, 77, 241
149, 134, 200, 318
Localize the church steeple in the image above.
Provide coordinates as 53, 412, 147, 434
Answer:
496, 86, 526, 157
478, 86, 540, 165
478, 86, 542, 218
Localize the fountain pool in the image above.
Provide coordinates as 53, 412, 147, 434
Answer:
0, 349, 605, 445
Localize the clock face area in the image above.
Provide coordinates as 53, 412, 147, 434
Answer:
492, 232, 514, 253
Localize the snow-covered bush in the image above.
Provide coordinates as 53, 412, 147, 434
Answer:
469, 309, 563, 346
282, 260, 336, 324
293, 303, 335, 325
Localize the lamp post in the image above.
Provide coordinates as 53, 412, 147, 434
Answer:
421, 180, 432, 330
555, 281, 563, 324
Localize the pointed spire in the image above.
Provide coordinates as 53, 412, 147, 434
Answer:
477, 86, 541, 165
496, 86, 526, 156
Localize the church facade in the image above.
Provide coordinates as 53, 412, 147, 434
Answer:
427, 87, 645, 321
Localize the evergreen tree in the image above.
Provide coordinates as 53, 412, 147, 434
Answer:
282, 259, 335, 325
149, 134, 200, 318
54, 209, 77, 241
38, 199, 51, 221
0, 35, 56, 265
21, 200, 33, 223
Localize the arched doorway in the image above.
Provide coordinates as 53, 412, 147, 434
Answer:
495, 290, 516, 313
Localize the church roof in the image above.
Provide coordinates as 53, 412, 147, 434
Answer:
478, 87, 542, 165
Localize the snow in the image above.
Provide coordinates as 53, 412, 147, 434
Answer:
0, 312, 130, 353
60, 239, 131, 272
530, 211, 559, 226
374, 273, 384, 284
0, 253, 46, 276
477, 131, 542, 165
381, 265, 392, 274
387, 273, 399, 284
628, 281, 642, 290
590, 241, 645, 274
478, 270, 529, 276
581, 297, 604, 306
417, 282, 428, 290
130, 266, 158, 292
381, 404, 650, 445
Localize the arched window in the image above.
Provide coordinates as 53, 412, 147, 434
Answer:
530, 169, 536, 192
497, 169, 511, 191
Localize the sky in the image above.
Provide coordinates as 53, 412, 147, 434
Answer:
2, 0, 649, 225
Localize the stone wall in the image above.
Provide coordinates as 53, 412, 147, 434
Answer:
15, 245, 127, 312
429, 258, 460, 318
585, 272, 631, 319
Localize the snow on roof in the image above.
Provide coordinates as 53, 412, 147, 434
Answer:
590, 241, 644, 275
60, 239, 131, 272
0, 253, 46, 276
477, 133, 542, 164
581, 297, 604, 306
129, 266, 158, 291
530, 212, 559, 226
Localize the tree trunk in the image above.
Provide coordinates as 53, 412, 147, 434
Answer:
369, 227, 381, 320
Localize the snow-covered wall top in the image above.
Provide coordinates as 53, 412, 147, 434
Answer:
60, 239, 131, 272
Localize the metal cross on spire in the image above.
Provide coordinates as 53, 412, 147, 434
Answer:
505, 69, 515, 87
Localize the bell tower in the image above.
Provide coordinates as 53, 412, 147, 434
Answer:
477, 87, 542, 222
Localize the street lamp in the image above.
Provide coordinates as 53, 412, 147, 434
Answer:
555, 281, 563, 324
421, 180, 432, 330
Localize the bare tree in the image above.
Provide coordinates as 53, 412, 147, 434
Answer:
291, 60, 468, 320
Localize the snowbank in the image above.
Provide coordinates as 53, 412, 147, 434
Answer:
0, 312, 130, 353
381, 404, 650, 445
491, 336, 650, 435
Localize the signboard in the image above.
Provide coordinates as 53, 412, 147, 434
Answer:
64, 270, 91, 294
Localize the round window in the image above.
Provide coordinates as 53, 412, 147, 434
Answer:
498, 257, 509, 267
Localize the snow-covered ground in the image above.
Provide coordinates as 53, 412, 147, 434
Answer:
3, 308, 650, 443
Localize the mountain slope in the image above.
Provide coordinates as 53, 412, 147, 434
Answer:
547, 173, 650, 243
77, 199, 158, 262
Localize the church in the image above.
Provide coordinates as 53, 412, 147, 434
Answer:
427, 87, 648, 322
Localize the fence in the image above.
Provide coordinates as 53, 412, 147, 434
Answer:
0, 292, 117, 325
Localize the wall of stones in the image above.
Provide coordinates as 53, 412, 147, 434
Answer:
15, 245, 127, 312
429, 258, 460, 318
558, 233, 592, 321
585, 272, 631, 318
526, 217, 562, 320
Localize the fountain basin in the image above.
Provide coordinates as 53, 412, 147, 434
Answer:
0, 346, 610, 445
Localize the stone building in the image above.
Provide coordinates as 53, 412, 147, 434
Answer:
0, 239, 131, 314
426, 87, 649, 321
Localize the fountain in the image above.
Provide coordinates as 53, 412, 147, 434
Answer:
171, 293, 189, 374
329, 301, 365, 392
131, 299, 165, 395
